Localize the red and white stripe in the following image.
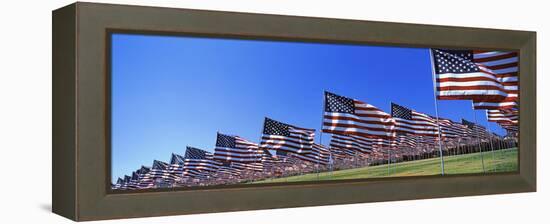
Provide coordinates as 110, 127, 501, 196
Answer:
433, 49, 508, 101
472, 51, 518, 109
323, 99, 395, 139
214, 135, 263, 163
260, 126, 315, 154
289, 144, 330, 165
329, 133, 373, 154
394, 111, 439, 137
438, 118, 467, 139
487, 109, 518, 124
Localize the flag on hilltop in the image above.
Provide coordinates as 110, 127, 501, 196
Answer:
230, 162, 264, 172
185, 146, 214, 160
391, 103, 439, 137
135, 160, 173, 188
135, 166, 153, 189
290, 143, 331, 165
395, 134, 419, 149
214, 133, 262, 163
322, 91, 395, 140
126, 172, 139, 189
170, 153, 186, 164
329, 133, 373, 154
370, 138, 397, 148
260, 117, 315, 154
180, 147, 222, 178
462, 119, 488, 139
430, 49, 508, 101
437, 117, 467, 139
152, 160, 178, 182
471, 51, 518, 109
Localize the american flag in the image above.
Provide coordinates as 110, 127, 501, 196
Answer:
181, 147, 222, 178
230, 162, 264, 172
135, 166, 154, 189
289, 143, 331, 165
170, 153, 186, 164
417, 135, 438, 147
126, 171, 140, 189
391, 103, 439, 137
500, 122, 519, 133
437, 117, 467, 139
329, 133, 373, 154
114, 177, 124, 189
370, 138, 396, 148
431, 49, 508, 101
185, 146, 214, 160
330, 147, 354, 159
135, 160, 172, 188
331, 146, 356, 158
260, 117, 315, 154
118, 175, 131, 190
150, 160, 178, 183
259, 149, 284, 169
395, 134, 419, 148
487, 109, 518, 124
214, 133, 262, 163
214, 166, 242, 177
462, 119, 488, 139
471, 51, 518, 109
322, 91, 395, 140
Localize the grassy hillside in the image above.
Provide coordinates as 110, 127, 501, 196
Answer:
251, 148, 518, 184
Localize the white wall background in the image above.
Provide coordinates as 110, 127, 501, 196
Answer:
0, 0, 546, 223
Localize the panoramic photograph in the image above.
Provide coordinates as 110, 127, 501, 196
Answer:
110, 33, 519, 190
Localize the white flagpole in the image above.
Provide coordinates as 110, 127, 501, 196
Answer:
387, 147, 391, 176
471, 106, 486, 173
484, 110, 497, 172
318, 91, 326, 181
429, 49, 446, 175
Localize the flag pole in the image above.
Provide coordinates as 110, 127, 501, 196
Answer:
484, 111, 497, 172
429, 49, 446, 175
387, 147, 391, 176
471, 106, 486, 173
318, 91, 326, 181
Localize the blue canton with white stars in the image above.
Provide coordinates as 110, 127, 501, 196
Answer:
324, 92, 355, 113
391, 103, 412, 120
432, 49, 479, 74
216, 133, 236, 148
185, 146, 213, 159
262, 118, 291, 136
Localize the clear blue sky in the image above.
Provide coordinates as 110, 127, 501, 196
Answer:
111, 33, 504, 181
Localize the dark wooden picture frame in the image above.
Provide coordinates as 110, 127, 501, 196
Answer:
52, 2, 536, 221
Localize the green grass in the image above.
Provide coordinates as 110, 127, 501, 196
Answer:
251, 148, 518, 184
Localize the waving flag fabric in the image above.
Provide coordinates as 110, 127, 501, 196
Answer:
487, 109, 518, 124
431, 49, 507, 101
462, 119, 488, 139
438, 117, 467, 139
472, 51, 518, 109
230, 162, 264, 172
260, 117, 315, 154
181, 147, 222, 173
290, 143, 330, 165
214, 133, 262, 163
329, 133, 373, 154
185, 146, 214, 160
391, 103, 439, 137
500, 122, 519, 133
396, 134, 419, 148
323, 91, 395, 140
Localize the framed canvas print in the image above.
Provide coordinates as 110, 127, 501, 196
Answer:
52, 2, 536, 221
